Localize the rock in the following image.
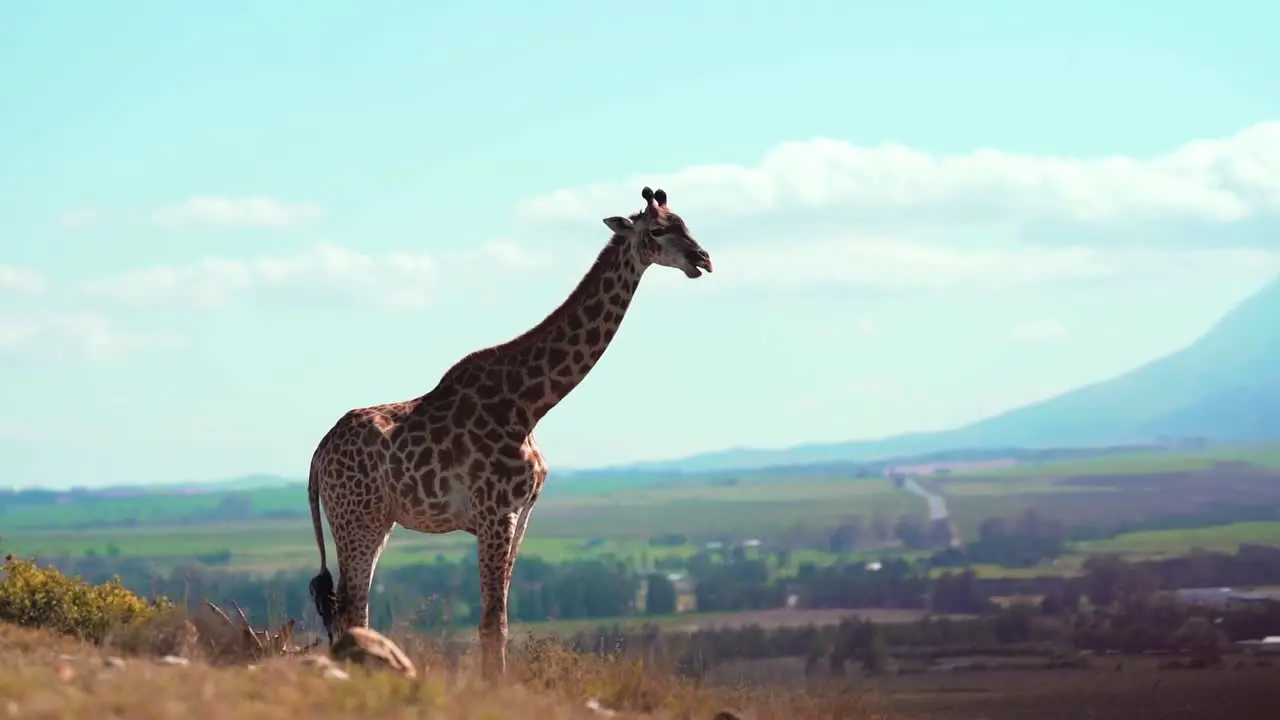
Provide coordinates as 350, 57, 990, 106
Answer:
156, 655, 190, 667
330, 627, 416, 679
323, 666, 351, 681
102, 656, 126, 670
584, 698, 617, 717
301, 653, 350, 680
178, 619, 201, 658
52, 663, 75, 682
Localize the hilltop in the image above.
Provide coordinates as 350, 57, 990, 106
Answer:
617, 276, 1280, 474
0, 621, 768, 720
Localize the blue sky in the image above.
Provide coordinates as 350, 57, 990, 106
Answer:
2, 1, 1279, 489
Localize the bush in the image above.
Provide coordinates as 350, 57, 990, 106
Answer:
0, 553, 171, 644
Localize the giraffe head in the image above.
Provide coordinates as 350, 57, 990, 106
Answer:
603, 187, 713, 279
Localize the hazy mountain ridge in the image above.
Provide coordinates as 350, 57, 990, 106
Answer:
10, 279, 1278, 491
605, 276, 1280, 474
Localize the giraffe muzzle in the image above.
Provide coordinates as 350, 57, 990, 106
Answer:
685, 250, 714, 278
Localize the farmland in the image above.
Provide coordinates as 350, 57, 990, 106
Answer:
2, 438, 1280, 571
713, 655, 1280, 720
3, 441, 1279, 580
946, 441, 1280, 479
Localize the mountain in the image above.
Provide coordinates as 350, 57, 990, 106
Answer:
122, 473, 301, 492
609, 277, 1280, 474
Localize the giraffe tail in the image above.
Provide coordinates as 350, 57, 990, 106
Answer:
307, 457, 337, 644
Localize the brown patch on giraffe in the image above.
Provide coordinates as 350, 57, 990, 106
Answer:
581, 298, 605, 320
429, 422, 449, 445
493, 487, 511, 509
545, 346, 569, 369
452, 392, 479, 425
412, 446, 434, 471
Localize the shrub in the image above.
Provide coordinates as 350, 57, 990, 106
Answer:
0, 553, 171, 644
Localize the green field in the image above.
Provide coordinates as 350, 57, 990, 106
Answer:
4, 442, 1280, 578
1075, 521, 1280, 557
949, 441, 1280, 479
1, 475, 922, 570
0, 522, 712, 571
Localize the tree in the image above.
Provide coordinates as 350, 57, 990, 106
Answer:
871, 510, 890, 543
861, 623, 890, 675
644, 573, 677, 615
893, 514, 929, 549
1174, 617, 1224, 667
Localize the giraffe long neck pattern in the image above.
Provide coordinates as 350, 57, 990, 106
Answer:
441, 234, 647, 430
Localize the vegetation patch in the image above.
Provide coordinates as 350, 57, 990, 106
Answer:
0, 554, 170, 644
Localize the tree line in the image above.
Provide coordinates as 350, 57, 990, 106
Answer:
7, 529, 1280, 644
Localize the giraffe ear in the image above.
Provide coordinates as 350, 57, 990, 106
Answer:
602, 216, 634, 234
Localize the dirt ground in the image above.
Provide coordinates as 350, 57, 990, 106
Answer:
711, 654, 1280, 720
667, 608, 971, 633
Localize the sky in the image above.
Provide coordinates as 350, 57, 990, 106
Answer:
2, 1, 1280, 489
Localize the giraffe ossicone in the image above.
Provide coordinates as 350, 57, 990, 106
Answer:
306, 185, 712, 679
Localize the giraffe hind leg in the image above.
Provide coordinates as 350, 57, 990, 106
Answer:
476, 512, 518, 679
330, 517, 394, 636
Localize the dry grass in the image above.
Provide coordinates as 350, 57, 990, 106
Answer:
0, 553, 884, 719
514, 608, 976, 638
869, 661, 1280, 720
0, 621, 889, 720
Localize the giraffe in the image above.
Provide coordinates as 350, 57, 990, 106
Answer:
307, 186, 713, 678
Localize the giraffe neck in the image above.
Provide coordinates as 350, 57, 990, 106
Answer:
441, 234, 647, 430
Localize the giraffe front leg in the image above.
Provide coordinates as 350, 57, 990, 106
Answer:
476, 512, 518, 680
509, 488, 540, 568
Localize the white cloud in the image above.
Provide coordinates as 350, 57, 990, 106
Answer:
0, 420, 38, 441
81, 241, 547, 312
0, 312, 183, 361
1009, 319, 1070, 344
845, 379, 902, 396
511, 123, 1280, 294
818, 317, 880, 338
647, 237, 1280, 292
440, 240, 552, 275
151, 196, 325, 230
0, 318, 39, 350
83, 242, 438, 311
516, 122, 1280, 235
0, 265, 47, 294
57, 205, 103, 231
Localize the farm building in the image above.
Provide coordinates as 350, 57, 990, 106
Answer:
1235, 636, 1280, 655
1171, 587, 1280, 608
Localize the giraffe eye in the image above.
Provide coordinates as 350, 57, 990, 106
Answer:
649, 227, 669, 237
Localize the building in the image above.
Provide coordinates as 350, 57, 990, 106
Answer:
1171, 587, 1280, 609
1235, 636, 1280, 655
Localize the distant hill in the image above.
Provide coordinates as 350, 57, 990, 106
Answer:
607, 276, 1280, 474
22, 279, 1279, 491
123, 473, 301, 493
